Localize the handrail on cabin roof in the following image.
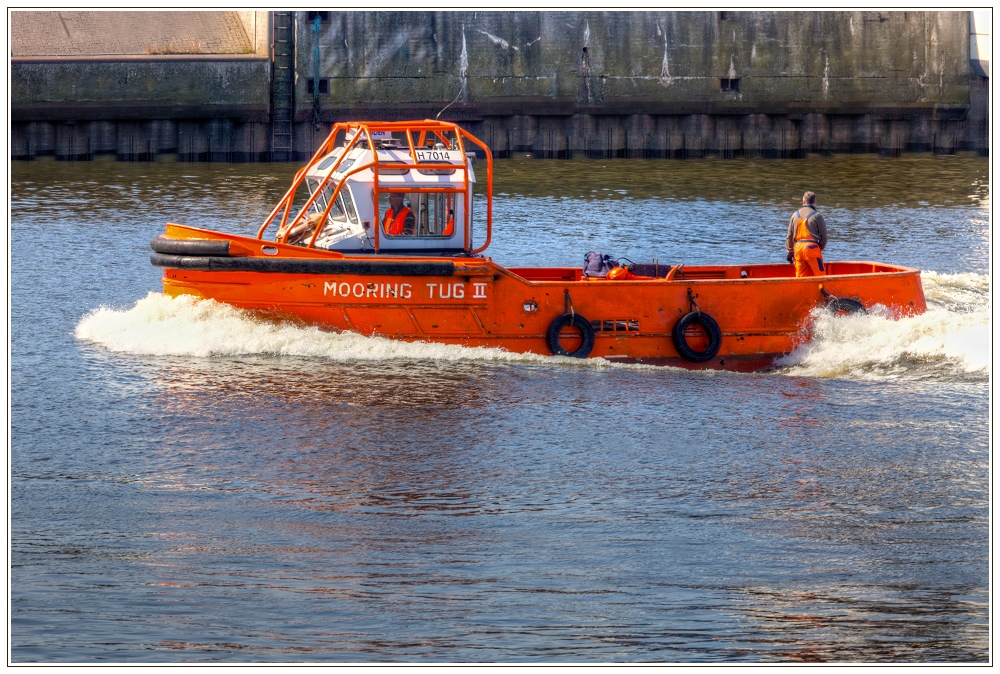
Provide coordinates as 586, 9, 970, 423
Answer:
256, 120, 493, 255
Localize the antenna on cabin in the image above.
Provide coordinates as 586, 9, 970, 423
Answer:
435, 87, 465, 120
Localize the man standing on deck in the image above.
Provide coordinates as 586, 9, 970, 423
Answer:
786, 191, 828, 277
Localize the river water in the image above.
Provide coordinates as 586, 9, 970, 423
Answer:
10, 154, 990, 663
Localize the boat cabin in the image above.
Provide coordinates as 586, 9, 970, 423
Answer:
258, 121, 492, 256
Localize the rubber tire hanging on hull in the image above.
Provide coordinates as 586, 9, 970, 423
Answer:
827, 298, 867, 315
672, 311, 723, 363
546, 313, 595, 358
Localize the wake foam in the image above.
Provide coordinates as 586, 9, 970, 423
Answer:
75, 292, 571, 366
776, 272, 990, 379
76, 271, 989, 380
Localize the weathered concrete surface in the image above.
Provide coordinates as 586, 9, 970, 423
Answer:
11, 11, 254, 56
288, 10, 982, 159
299, 11, 970, 117
10, 119, 272, 162
11, 11, 271, 125
237, 11, 271, 56
11, 59, 271, 123
9, 10, 986, 161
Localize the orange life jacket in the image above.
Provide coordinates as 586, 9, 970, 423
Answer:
441, 195, 455, 236
794, 207, 818, 243
383, 206, 413, 236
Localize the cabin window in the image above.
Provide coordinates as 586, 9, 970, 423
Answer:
305, 185, 361, 249
378, 191, 457, 239
316, 155, 355, 174
416, 193, 457, 236
307, 180, 359, 227
341, 188, 360, 224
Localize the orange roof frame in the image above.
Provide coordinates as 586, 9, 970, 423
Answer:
257, 120, 494, 254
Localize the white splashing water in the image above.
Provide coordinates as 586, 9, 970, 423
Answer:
776, 272, 990, 379
76, 272, 989, 380
74, 292, 598, 367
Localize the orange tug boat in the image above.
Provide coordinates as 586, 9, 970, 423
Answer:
152, 120, 926, 372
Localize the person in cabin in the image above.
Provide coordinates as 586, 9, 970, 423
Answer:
785, 191, 828, 277
383, 192, 416, 236
442, 198, 455, 237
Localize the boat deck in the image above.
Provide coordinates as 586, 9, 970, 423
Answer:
505, 261, 914, 283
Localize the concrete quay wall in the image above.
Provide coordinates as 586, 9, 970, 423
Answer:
10, 10, 273, 160
300, 11, 970, 113
11, 57, 273, 161
10, 10, 987, 161
293, 10, 984, 159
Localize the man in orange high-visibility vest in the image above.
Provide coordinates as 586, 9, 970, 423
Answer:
785, 191, 828, 277
383, 193, 415, 236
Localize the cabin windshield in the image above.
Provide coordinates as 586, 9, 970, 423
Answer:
308, 179, 359, 226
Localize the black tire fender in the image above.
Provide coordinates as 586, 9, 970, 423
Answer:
150, 236, 230, 257
827, 298, 867, 315
546, 313, 596, 358
672, 311, 722, 363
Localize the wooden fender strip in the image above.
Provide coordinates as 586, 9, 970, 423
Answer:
150, 253, 456, 276
150, 236, 231, 257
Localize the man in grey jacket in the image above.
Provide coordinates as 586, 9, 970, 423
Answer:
785, 191, 828, 277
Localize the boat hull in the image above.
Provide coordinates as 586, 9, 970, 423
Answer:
154, 226, 926, 372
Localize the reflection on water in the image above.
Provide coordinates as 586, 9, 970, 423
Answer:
11, 156, 989, 662
37, 349, 980, 662
733, 585, 986, 662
